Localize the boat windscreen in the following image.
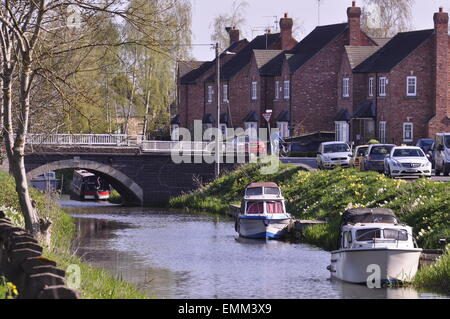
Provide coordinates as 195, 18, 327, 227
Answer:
246, 187, 263, 196
264, 187, 280, 195
246, 202, 264, 214
383, 229, 408, 241
266, 201, 284, 214
356, 228, 381, 241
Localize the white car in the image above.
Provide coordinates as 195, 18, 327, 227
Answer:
317, 142, 352, 170
384, 146, 432, 178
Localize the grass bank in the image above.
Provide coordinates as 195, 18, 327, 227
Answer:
170, 162, 450, 293
0, 170, 147, 299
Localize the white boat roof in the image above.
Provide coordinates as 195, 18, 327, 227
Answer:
244, 194, 285, 201
342, 222, 411, 230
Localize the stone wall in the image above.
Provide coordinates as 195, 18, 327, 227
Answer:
0, 211, 79, 299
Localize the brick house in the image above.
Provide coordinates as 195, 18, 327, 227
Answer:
175, 2, 450, 145
335, 6, 450, 145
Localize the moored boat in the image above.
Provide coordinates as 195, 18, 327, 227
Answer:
328, 208, 422, 284
235, 182, 292, 240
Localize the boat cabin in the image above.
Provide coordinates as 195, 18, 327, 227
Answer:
338, 208, 417, 250
242, 182, 286, 216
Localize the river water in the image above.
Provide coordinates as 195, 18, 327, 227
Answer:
60, 200, 448, 299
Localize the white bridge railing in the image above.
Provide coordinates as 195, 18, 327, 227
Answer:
25, 134, 261, 154
27, 134, 132, 146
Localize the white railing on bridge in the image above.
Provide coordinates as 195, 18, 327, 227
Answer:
25, 134, 259, 154
27, 134, 131, 146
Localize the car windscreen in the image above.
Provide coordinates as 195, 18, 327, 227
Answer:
419, 139, 434, 147
323, 144, 350, 153
383, 229, 408, 241
356, 147, 368, 157
445, 136, 450, 148
355, 228, 381, 241
393, 149, 425, 157
370, 146, 392, 155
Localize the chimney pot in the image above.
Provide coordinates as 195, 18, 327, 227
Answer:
279, 14, 294, 50
352, 1, 356, 7
439, 7, 443, 13
227, 27, 240, 46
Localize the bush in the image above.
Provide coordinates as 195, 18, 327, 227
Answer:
414, 248, 450, 294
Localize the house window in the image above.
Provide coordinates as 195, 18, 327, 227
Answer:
379, 121, 386, 143
368, 77, 374, 97
277, 122, 289, 138
379, 77, 387, 97
171, 124, 179, 141
343, 78, 350, 98
284, 81, 290, 100
223, 84, 228, 103
403, 123, 413, 142
274, 81, 280, 100
245, 122, 258, 138
207, 86, 213, 103
335, 121, 349, 142
251, 81, 257, 100
406, 76, 417, 97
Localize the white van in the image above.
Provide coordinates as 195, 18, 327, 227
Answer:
434, 133, 450, 176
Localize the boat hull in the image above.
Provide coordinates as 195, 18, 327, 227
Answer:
237, 216, 291, 239
330, 248, 422, 284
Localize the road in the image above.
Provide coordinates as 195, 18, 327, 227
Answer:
280, 157, 450, 182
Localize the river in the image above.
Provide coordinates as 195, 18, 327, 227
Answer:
60, 200, 448, 299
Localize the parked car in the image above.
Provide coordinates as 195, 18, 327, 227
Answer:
384, 146, 432, 178
434, 133, 450, 176
230, 135, 267, 155
350, 145, 369, 170
416, 138, 435, 154
316, 142, 352, 170
362, 144, 396, 173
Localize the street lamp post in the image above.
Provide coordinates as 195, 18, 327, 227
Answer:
215, 43, 221, 179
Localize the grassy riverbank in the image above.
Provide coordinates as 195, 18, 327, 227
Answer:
170, 162, 450, 293
0, 170, 147, 299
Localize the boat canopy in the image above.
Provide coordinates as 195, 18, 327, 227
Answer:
245, 182, 281, 196
340, 208, 398, 225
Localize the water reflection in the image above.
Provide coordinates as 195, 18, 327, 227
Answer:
67, 206, 448, 299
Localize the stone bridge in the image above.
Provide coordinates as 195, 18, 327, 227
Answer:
24, 145, 240, 206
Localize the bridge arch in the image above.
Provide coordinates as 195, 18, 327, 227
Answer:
27, 159, 144, 206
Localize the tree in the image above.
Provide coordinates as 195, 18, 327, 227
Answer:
210, 0, 248, 51
361, 0, 415, 38
0, 0, 192, 236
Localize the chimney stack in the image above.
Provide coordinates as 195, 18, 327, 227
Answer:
280, 13, 295, 50
433, 7, 450, 119
226, 26, 240, 46
347, 1, 362, 46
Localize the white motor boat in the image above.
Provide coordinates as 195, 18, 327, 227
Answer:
235, 182, 292, 240
329, 208, 422, 285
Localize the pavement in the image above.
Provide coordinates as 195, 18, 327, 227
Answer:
280, 157, 450, 182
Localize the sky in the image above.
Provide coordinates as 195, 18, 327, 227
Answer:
189, 0, 450, 61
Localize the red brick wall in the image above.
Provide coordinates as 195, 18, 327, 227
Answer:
428, 12, 450, 136
371, 38, 435, 144
291, 32, 348, 135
